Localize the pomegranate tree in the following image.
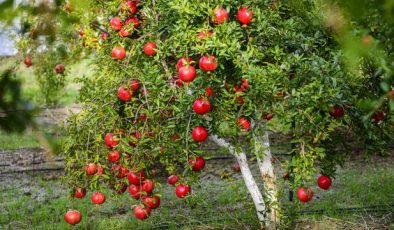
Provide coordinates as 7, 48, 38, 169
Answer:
13, 0, 392, 229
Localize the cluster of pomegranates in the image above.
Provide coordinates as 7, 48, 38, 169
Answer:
296, 175, 332, 203
110, 1, 141, 38
109, 0, 142, 60
65, 134, 207, 224
211, 6, 253, 26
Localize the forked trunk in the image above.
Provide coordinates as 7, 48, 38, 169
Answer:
209, 135, 268, 227
255, 130, 280, 229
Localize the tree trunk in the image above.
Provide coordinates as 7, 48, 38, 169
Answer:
255, 129, 280, 229
209, 135, 268, 228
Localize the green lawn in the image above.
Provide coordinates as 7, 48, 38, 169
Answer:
0, 126, 66, 151
0, 129, 40, 149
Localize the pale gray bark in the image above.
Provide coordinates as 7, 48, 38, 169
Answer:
255, 130, 279, 229
209, 135, 268, 226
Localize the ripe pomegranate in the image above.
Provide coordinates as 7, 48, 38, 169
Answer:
112, 46, 126, 60
122, 1, 137, 14
238, 117, 251, 130
74, 187, 86, 199
119, 18, 140, 37
54, 64, 65, 74
199, 55, 217, 72
317, 175, 332, 190
101, 32, 109, 40
241, 79, 249, 88
176, 57, 193, 70
125, 17, 141, 28
372, 111, 385, 123
117, 86, 132, 102
143, 41, 157, 56
128, 184, 142, 199
234, 84, 245, 92
119, 29, 130, 37
329, 105, 344, 119
110, 17, 123, 31
192, 98, 211, 115
296, 187, 314, 203
142, 179, 155, 194
206, 87, 213, 97
138, 113, 147, 121
232, 163, 241, 172
104, 133, 119, 149
237, 96, 245, 105
85, 163, 97, 175
237, 7, 253, 25
128, 170, 145, 185
173, 76, 184, 87
264, 113, 273, 121
142, 195, 161, 209
191, 126, 208, 142
64, 210, 81, 225
91, 191, 106, 205
112, 165, 129, 178
188, 156, 205, 171
212, 7, 229, 24
178, 65, 196, 83
129, 132, 142, 147
130, 79, 140, 91
96, 165, 104, 175
24, 56, 32, 67
198, 31, 214, 39
175, 184, 191, 198
107, 150, 120, 163
133, 205, 151, 220
167, 175, 180, 185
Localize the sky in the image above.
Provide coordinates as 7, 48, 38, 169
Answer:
0, 29, 17, 56
0, 0, 22, 56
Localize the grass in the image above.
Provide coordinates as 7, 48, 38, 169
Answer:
0, 129, 40, 149
0, 125, 66, 150
0, 161, 393, 229
0, 177, 259, 229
